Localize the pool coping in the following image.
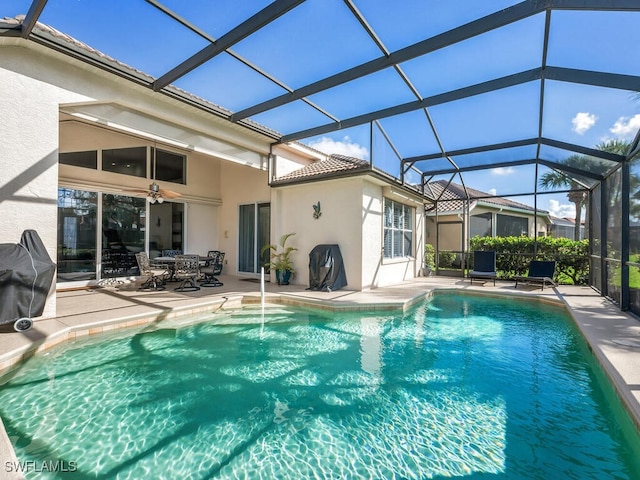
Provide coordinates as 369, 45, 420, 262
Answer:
0, 280, 639, 472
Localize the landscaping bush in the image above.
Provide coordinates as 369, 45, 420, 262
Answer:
470, 236, 589, 285
424, 244, 436, 272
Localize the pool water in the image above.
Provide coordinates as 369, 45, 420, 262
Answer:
1, 293, 639, 479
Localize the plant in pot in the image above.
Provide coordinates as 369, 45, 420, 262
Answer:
261, 232, 297, 285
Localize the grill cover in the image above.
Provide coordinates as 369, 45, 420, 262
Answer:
308, 244, 347, 292
0, 230, 56, 324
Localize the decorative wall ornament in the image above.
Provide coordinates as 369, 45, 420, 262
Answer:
313, 201, 321, 219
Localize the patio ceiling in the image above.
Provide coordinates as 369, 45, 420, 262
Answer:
2, 0, 640, 200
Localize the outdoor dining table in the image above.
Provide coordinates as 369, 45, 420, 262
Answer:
153, 255, 206, 281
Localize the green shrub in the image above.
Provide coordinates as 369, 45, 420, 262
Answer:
424, 244, 436, 271
470, 236, 589, 285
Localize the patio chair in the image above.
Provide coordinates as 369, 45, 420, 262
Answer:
200, 251, 224, 287
515, 260, 557, 290
161, 249, 182, 258
173, 254, 201, 292
135, 252, 169, 290
469, 251, 497, 285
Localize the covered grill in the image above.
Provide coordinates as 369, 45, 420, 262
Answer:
308, 244, 347, 292
0, 230, 56, 331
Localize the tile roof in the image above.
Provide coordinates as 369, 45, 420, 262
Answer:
272, 154, 371, 184
427, 180, 549, 215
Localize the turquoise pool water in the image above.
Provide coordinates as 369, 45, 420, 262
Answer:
1, 293, 639, 479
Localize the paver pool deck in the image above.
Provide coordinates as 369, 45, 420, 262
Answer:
0, 275, 639, 478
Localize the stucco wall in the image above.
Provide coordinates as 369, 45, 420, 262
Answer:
218, 162, 271, 276
271, 177, 425, 290
0, 39, 289, 318
0, 45, 97, 318
270, 178, 364, 289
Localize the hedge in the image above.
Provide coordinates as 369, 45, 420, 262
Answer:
466, 236, 589, 285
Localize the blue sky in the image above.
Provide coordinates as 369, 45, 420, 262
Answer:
4, 1, 639, 219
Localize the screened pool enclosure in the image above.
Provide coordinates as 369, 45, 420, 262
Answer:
1, 0, 639, 313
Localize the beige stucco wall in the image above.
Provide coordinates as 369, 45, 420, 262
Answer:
0, 44, 89, 318
218, 162, 271, 276
0, 38, 301, 317
270, 178, 363, 288
270, 177, 425, 290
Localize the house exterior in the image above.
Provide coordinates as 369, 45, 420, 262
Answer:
425, 181, 552, 259
548, 216, 585, 240
0, 19, 426, 321
270, 155, 426, 289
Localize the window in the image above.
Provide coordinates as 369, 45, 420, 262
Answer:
60, 151, 97, 169
102, 147, 147, 178
152, 148, 186, 184
496, 214, 528, 237
384, 199, 413, 258
470, 212, 492, 238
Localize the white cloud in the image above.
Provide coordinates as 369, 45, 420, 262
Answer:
488, 188, 497, 196
610, 114, 640, 139
490, 167, 514, 176
307, 136, 369, 159
572, 112, 597, 135
547, 199, 576, 218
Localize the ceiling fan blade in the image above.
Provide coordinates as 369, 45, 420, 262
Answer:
159, 188, 181, 199
121, 188, 151, 195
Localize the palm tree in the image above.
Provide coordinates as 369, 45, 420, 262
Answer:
538, 139, 631, 240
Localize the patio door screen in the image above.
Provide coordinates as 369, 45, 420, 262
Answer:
436, 221, 464, 277
239, 203, 270, 275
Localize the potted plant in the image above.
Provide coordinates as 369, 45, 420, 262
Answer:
261, 232, 297, 285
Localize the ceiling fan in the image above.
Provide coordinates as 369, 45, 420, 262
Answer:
122, 144, 181, 203
123, 181, 181, 204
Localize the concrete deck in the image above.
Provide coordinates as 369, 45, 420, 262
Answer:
0, 275, 639, 476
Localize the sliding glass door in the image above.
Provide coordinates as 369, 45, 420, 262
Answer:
238, 203, 270, 274
101, 194, 146, 278
57, 188, 98, 282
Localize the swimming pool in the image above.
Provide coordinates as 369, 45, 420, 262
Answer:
1, 292, 639, 479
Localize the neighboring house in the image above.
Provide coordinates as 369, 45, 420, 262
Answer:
548, 216, 585, 240
424, 181, 551, 256
0, 20, 426, 320
270, 154, 425, 289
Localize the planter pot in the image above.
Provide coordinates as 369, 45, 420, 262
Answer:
276, 269, 292, 285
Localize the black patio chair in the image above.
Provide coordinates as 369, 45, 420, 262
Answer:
135, 252, 169, 291
200, 251, 224, 287
469, 251, 497, 285
173, 254, 201, 292
515, 260, 557, 290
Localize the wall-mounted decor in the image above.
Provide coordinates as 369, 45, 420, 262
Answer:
313, 201, 321, 219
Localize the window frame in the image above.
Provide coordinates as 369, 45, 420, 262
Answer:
383, 198, 414, 260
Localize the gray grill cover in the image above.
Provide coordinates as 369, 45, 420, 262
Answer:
0, 230, 56, 324
308, 244, 347, 292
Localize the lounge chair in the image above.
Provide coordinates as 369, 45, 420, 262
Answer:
515, 260, 557, 290
469, 251, 497, 285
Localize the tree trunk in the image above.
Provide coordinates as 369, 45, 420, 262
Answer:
573, 200, 582, 241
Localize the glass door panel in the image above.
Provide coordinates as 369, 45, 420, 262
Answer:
239, 203, 270, 274
101, 193, 146, 278
148, 202, 183, 259
57, 188, 98, 282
